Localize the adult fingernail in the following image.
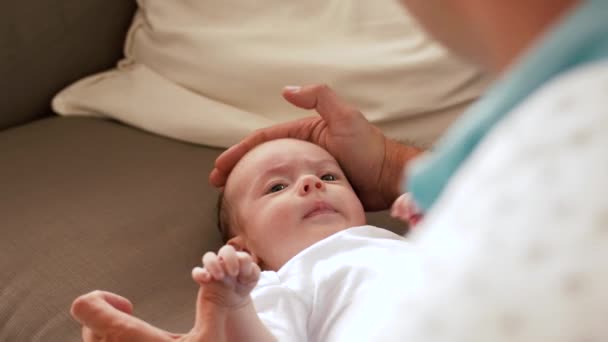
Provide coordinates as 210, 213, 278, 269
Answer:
284, 85, 301, 93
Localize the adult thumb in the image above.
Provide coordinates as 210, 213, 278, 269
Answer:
191, 286, 227, 340
282, 84, 364, 127
71, 290, 169, 341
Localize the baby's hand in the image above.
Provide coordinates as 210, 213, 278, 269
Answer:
391, 193, 424, 227
192, 245, 261, 309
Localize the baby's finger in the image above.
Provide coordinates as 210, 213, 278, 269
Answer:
236, 251, 253, 275
240, 263, 261, 286
237, 252, 259, 285
218, 245, 239, 277
202, 252, 225, 280
191, 267, 212, 284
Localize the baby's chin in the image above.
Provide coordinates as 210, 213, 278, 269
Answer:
303, 216, 359, 235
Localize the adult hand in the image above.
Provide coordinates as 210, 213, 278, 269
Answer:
71, 289, 226, 342
209, 84, 422, 211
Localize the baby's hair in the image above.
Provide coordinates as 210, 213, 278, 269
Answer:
216, 191, 235, 244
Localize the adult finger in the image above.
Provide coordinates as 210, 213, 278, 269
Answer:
192, 287, 227, 340
282, 84, 365, 129
209, 116, 317, 187
71, 290, 133, 318
82, 326, 101, 342
71, 290, 170, 342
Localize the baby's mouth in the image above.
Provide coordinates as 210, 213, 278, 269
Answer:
303, 201, 337, 219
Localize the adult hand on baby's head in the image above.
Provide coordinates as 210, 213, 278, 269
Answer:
210, 84, 421, 211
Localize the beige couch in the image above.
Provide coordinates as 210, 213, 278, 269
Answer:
0, 2, 404, 341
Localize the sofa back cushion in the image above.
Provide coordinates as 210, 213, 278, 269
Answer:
0, 1, 135, 131
51, 0, 487, 148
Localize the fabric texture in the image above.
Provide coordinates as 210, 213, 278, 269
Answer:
0, 1, 135, 131
364, 60, 608, 341
406, 0, 608, 210
51, 0, 486, 148
251, 226, 421, 341
0, 117, 224, 341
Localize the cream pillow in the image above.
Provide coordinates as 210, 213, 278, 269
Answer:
52, 0, 487, 148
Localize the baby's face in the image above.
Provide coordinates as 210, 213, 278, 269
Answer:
225, 139, 366, 270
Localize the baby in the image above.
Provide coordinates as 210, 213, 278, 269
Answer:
192, 138, 421, 341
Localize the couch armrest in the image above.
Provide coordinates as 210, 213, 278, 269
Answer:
0, 0, 136, 130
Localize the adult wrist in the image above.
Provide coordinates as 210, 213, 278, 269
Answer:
380, 137, 423, 207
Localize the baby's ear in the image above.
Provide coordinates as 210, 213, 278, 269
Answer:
227, 236, 246, 251
227, 236, 260, 265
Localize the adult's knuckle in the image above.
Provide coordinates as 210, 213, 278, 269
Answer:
317, 83, 331, 93
71, 298, 89, 317
71, 291, 99, 316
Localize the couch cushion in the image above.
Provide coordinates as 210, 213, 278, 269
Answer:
0, 117, 225, 341
0, 1, 135, 130
0, 117, 405, 341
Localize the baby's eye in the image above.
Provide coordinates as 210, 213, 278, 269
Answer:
320, 174, 337, 181
268, 183, 287, 193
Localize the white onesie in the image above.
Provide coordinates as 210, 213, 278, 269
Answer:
250, 225, 423, 342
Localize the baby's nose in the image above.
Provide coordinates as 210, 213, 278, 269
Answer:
299, 176, 324, 195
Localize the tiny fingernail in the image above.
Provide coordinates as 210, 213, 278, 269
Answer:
284, 85, 301, 93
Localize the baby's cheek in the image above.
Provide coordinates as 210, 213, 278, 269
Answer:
261, 203, 296, 230
340, 191, 366, 225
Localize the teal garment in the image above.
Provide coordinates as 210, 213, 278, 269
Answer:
406, 0, 608, 211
